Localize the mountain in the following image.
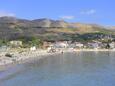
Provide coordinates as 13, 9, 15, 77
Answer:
0, 16, 114, 41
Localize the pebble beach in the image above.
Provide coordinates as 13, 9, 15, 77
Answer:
0, 48, 115, 70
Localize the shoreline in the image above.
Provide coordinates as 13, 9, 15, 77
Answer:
0, 48, 115, 70
75, 49, 115, 51
0, 49, 66, 71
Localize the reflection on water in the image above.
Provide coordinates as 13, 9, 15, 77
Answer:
0, 52, 115, 86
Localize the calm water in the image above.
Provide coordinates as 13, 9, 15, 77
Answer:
0, 52, 115, 86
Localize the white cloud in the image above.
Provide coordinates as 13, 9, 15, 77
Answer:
0, 11, 15, 17
60, 15, 75, 20
80, 9, 96, 15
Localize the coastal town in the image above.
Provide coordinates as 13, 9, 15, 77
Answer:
43, 40, 115, 52
0, 39, 115, 52
0, 38, 115, 67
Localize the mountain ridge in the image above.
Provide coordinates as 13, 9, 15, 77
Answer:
0, 16, 114, 41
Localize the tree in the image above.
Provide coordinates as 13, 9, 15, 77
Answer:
18, 36, 43, 48
0, 39, 7, 46
28, 37, 43, 47
106, 43, 110, 49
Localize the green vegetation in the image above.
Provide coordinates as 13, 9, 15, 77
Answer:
18, 36, 43, 48
0, 39, 8, 46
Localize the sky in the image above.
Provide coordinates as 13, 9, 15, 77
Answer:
0, 0, 115, 26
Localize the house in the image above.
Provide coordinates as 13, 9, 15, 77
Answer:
0, 46, 8, 52
87, 42, 100, 49
92, 43, 99, 49
9, 41, 22, 47
42, 41, 54, 49
109, 42, 115, 49
30, 46, 37, 51
47, 46, 56, 53
54, 41, 68, 48
75, 42, 84, 48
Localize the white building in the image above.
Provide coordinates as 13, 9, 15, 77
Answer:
30, 46, 37, 51
75, 42, 84, 48
109, 42, 115, 49
88, 42, 100, 49
9, 41, 22, 47
0, 46, 8, 52
54, 41, 68, 48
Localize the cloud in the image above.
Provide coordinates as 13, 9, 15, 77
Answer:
80, 9, 96, 15
60, 15, 75, 20
0, 11, 15, 17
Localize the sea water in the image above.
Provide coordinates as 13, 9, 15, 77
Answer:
0, 51, 115, 86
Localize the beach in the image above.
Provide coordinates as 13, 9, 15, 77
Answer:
0, 48, 115, 70
0, 48, 67, 70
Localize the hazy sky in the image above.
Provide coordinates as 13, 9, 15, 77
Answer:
0, 0, 114, 25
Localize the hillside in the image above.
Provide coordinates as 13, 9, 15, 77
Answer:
0, 16, 114, 41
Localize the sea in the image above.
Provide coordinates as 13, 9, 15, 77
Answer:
0, 51, 115, 86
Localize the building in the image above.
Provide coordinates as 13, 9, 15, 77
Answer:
109, 42, 115, 49
30, 46, 37, 51
87, 42, 100, 49
9, 41, 22, 47
75, 42, 84, 48
0, 46, 8, 52
54, 41, 68, 48
42, 41, 54, 49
